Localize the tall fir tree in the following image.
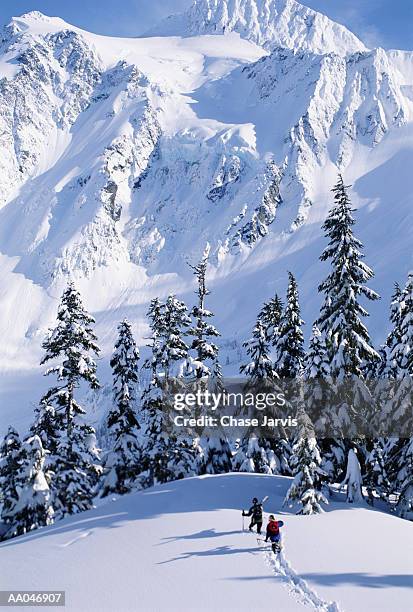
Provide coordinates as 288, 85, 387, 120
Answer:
303, 325, 344, 481
382, 274, 413, 435
390, 273, 413, 376
141, 296, 197, 486
101, 319, 142, 497
304, 325, 330, 379
158, 295, 192, 381
375, 283, 405, 378
1, 436, 54, 540
188, 245, 220, 378
258, 293, 284, 346
315, 177, 380, 478
236, 319, 286, 475
187, 247, 231, 474
284, 437, 328, 514
317, 176, 379, 377
275, 272, 305, 378
240, 320, 277, 384
364, 439, 392, 505
0, 427, 23, 530
395, 438, 413, 519
38, 282, 101, 517
381, 275, 413, 517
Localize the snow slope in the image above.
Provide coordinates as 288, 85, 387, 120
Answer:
1, 474, 412, 611
0, 2, 413, 431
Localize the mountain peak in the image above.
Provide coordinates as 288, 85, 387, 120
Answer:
18, 10, 50, 21
9, 11, 72, 35
145, 0, 367, 56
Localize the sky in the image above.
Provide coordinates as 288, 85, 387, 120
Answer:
0, 0, 412, 50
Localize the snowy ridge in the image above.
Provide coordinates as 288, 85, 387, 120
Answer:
146, 0, 367, 55
1, 474, 412, 611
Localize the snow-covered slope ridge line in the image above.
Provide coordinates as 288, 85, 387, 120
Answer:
145, 0, 367, 55
1, 474, 412, 611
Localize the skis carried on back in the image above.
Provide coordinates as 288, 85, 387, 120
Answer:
242, 496, 269, 534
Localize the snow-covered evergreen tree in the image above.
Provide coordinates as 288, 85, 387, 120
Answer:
187, 247, 231, 474
390, 273, 413, 376
0, 427, 23, 527
141, 296, 197, 486
237, 320, 286, 475
30, 399, 64, 456
284, 437, 328, 514
197, 358, 232, 475
304, 325, 330, 379
158, 294, 192, 381
40, 282, 100, 426
200, 435, 232, 474
275, 272, 305, 378
321, 441, 346, 485
1, 436, 54, 540
381, 437, 405, 497
232, 435, 269, 473
139, 298, 171, 486
240, 319, 277, 384
375, 284, 405, 378
258, 292, 283, 346
341, 448, 364, 503
188, 245, 220, 378
395, 438, 413, 519
382, 274, 413, 433
101, 319, 141, 497
303, 325, 342, 481
38, 282, 101, 517
50, 430, 99, 517
317, 176, 380, 378
364, 439, 391, 505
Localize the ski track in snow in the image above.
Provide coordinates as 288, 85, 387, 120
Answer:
257, 538, 342, 612
60, 530, 92, 548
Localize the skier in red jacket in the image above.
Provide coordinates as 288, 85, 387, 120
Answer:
265, 515, 284, 553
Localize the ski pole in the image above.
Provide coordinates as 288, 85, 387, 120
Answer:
242, 511, 244, 533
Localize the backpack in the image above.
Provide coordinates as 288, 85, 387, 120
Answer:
252, 503, 263, 520
267, 520, 279, 535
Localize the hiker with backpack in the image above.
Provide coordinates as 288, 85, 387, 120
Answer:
242, 497, 263, 534
265, 514, 284, 553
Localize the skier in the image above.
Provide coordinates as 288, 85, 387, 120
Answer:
265, 514, 283, 553
242, 497, 263, 534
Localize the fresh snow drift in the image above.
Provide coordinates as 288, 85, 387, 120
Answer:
0, 1, 413, 430
1, 474, 412, 611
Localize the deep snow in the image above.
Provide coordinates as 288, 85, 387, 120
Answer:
1, 474, 412, 611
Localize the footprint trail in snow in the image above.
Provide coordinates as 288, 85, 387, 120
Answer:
257, 539, 342, 611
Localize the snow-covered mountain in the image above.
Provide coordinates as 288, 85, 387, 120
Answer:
0, 3, 413, 429
1, 473, 412, 611
146, 0, 367, 55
